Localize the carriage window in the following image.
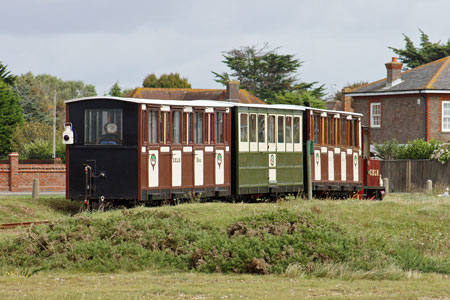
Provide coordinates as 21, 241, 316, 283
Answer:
286, 116, 292, 143
206, 113, 212, 144
313, 115, 319, 144
249, 114, 257, 142
194, 112, 203, 144
240, 114, 248, 142
148, 110, 158, 144
341, 118, 345, 146
172, 111, 181, 144
268, 115, 275, 143
85, 109, 123, 145
293, 117, 300, 143
278, 116, 284, 143
328, 117, 332, 145
258, 115, 265, 143
215, 111, 224, 143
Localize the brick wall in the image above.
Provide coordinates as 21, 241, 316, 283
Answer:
353, 95, 426, 143
0, 153, 65, 192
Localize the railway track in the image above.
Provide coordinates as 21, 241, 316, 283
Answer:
0, 220, 50, 230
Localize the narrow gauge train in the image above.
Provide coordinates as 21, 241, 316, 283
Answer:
63, 96, 383, 207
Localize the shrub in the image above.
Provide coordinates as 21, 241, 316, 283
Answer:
375, 139, 441, 160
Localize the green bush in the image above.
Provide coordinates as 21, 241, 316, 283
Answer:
1, 209, 448, 276
375, 139, 441, 160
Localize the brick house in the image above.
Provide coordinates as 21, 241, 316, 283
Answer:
346, 56, 450, 143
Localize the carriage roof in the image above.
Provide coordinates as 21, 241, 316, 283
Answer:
65, 96, 362, 117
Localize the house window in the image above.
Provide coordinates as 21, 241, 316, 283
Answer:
442, 101, 450, 132
370, 103, 381, 128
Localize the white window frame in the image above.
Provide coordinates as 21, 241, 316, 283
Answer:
370, 103, 381, 128
442, 101, 450, 132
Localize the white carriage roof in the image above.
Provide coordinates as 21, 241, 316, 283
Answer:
65, 96, 236, 108
65, 96, 362, 116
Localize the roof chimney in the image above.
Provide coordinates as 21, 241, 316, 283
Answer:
225, 81, 240, 102
385, 57, 403, 87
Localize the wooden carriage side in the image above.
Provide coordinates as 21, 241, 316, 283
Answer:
306, 108, 363, 195
137, 100, 234, 201
233, 104, 305, 197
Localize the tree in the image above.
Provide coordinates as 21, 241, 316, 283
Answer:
331, 81, 368, 102
0, 62, 16, 85
142, 73, 191, 88
212, 43, 325, 102
0, 80, 23, 157
271, 91, 325, 108
108, 82, 123, 97
13, 74, 50, 123
389, 30, 450, 69
14, 72, 97, 129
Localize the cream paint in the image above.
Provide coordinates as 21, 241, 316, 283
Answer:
215, 150, 225, 185
341, 152, 346, 181
353, 152, 359, 182
314, 150, 321, 181
148, 150, 159, 188
194, 150, 204, 186
171, 150, 182, 187
328, 151, 334, 181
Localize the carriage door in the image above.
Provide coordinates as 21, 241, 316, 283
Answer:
158, 108, 171, 189
148, 108, 160, 188
204, 108, 215, 188
215, 110, 226, 185
194, 110, 204, 186
171, 110, 182, 187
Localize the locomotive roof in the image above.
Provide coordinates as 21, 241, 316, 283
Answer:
65, 96, 362, 117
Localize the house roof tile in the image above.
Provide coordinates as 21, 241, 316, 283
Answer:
126, 88, 266, 104
350, 56, 450, 94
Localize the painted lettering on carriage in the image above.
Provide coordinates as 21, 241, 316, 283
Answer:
196, 157, 202, 163
172, 158, 181, 163
368, 169, 379, 176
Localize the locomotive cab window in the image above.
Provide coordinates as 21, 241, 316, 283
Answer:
85, 109, 123, 145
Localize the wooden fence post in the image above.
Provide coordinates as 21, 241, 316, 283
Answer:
406, 160, 412, 192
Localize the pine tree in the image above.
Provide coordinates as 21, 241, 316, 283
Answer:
389, 30, 450, 69
0, 81, 23, 156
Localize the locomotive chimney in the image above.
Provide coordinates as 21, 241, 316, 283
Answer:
225, 81, 240, 102
385, 57, 403, 87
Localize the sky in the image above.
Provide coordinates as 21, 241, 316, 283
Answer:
2, 0, 450, 98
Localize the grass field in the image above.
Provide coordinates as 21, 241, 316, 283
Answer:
0, 194, 449, 299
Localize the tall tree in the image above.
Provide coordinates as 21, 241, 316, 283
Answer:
108, 82, 123, 97
14, 72, 97, 129
0, 81, 23, 156
0, 62, 16, 85
389, 30, 450, 69
212, 43, 325, 102
13, 74, 50, 123
142, 73, 191, 88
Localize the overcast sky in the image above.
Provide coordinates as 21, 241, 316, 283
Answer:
2, 0, 450, 98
